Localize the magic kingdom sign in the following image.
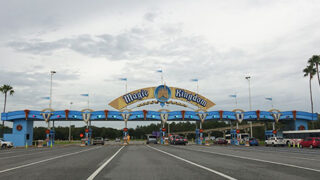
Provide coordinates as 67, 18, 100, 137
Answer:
109, 85, 216, 110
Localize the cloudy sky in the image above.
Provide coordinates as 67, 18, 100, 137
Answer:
1, 0, 320, 128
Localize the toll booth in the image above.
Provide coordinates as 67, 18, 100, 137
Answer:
4, 119, 33, 147
195, 129, 204, 145
123, 128, 128, 144
160, 128, 166, 144
85, 128, 92, 145
230, 129, 239, 145
46, 129, 55, 147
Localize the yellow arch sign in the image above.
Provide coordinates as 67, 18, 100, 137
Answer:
108, 86, 215, 110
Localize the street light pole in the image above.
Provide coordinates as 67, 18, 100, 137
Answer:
69, 102, 73, 142
245, 76, 253, 137
49, 71, 56, 109
50, 71, 56, 129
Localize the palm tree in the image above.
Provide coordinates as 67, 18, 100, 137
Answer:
308, 55, 320, 87
0, 84, 15, 137
303, 65, 316, 118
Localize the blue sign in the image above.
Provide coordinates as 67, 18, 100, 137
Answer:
154, 85, 171, 107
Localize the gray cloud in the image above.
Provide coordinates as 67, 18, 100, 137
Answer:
144, 12, 158, 22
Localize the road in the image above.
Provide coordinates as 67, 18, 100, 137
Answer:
0, 144, 319, 180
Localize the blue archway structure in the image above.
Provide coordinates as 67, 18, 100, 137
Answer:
1, 109, 317, 147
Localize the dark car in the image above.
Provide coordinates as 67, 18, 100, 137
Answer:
214, 138, 228, 144
248, 138, 259, 146
146, 135, 158, 144
170, 135, 187, 145
92, 137, 104, 145
300, 137, 320, 148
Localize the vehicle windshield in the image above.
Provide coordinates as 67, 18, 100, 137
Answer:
148, 136, 157, 139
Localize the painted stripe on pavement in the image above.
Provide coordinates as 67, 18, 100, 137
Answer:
147, 145, 237, 180
0, 146, 102, 173
87, 145, 125, 180
178, 146, 320, 173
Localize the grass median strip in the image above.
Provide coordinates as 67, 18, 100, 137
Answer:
147, 145, 237, 180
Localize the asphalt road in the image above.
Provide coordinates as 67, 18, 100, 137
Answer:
0, 144, 319, 180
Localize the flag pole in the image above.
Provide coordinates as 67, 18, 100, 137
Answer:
87, 94, 89, 109
161, 70, 163, 85
197, 80, 199, 94
125, 80, 127, 94
235, 96, 238, 108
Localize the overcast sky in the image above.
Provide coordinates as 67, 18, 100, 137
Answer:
1, 0, 320, 128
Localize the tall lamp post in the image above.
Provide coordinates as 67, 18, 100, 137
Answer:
69, 102, 73, 142
191, 79, 199, 129
245, 76, 253, 137
50, 71, 56, 128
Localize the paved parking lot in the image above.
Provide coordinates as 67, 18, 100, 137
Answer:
0, 144, 319, 180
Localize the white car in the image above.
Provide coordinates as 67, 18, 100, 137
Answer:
0, 138, 13, 148
265, 137, 285, 147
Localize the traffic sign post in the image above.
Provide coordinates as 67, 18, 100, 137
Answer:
80, 133, 86, 147
195, 129, 201, 145
199, 129, 204, 145
161, 128, 166, 144
45, 129, 55, 147
123, 128, 128, 145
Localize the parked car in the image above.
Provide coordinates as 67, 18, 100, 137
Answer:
170, 135, 187, 145
214, 137, 228, 144
0, 138, 13, 148
115, 138, 121, 142
300, 137, 320, 148
146, 135, 158, 144
248, 138, 259, 146
210, 136, 216, 141
265, 137, 285, 147
92, 137, 104, 145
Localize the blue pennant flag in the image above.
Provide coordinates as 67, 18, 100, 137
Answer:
119, 78, 127, 81
265, 97, 272, 101
41, 97, 50, 100
191, 79, 198, 82
229, 95, 237, 98
80, 94, 89, 97
156, 70, 163, 73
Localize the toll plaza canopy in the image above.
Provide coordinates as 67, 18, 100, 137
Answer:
1, 109, 317, 122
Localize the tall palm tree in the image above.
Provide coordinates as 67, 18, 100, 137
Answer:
308, 55, 320, 87
0, 84, 15, 137
303, 65, 316, 118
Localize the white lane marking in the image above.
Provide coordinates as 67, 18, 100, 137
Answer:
147, 145, 237, 180
177, 146, 320, 173
217, 146, 320, 162
0, 147, 80, 160
0, 146, 78, 155
0, 146, 102, 174
0, 151, 49, 160
215, 145, 320, 156
87, 146, 125, 180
